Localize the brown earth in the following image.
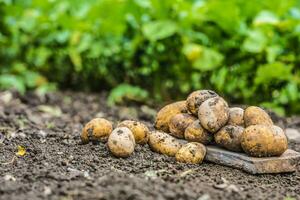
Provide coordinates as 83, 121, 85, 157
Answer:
0, 91, 299, 200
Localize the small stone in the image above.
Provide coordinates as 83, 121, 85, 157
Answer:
4, 174, 16, 181
197, 194, 210, 200
285, 128, 300, 143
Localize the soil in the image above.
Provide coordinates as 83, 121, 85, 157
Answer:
0, 91, 299, 200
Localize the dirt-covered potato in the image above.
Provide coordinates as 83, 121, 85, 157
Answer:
81, 118, 113, 144
108, 127, 136, 158
186, 90, 218, 116
198, 97, 229, 133
175, 142, 206, 164
154, 101, 188, 132
244, 106, 273, 127
228, 107, 244, 126
184, 120, 213, 145
214, 125, 244, 152
169, 113, 197, 138
241, 125, 288, 157
117, 120, 149, 144
148, 131, 183, 157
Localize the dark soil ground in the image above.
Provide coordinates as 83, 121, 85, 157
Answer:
0, 91, 299, 200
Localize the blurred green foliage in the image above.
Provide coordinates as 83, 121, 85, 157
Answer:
1, 0, 300, 115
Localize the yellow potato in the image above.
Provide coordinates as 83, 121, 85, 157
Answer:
108, 127, 136, 158
244, 106, 273, 127
186, 90, 218, 115
214, 125, 244, 152
175, 142, 206, 164
81, 118, 113, 144
184, 120, 213, 145
169, 113, 197, 138
198, 97, 229, 133
154, 101, 188, 132
118, 120, 149, 144
228, 107, 244, 127
148, 131, 183, 157
241, 125, 288, 157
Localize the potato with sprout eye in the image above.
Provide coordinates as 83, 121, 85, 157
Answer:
108, 127, 136, 158
198, 97, 229, 133
81, 118, 113, 144
214, 125, 244, 152
184, 120, 213, 145
175, 142, 206, 164
155, 101, 188, 132
186, 90, 218, 116
169, 113, 197, 138
244, 106, 273, 127
228, 107, 244, 126
118, 120, 149, 144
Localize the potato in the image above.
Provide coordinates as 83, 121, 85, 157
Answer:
81, 118, 113, 144
214, 125, 244, 152
148, 131, 183, 157
186, 90, 218, 115
198, 97, 229, 133
108, 127, 136, 158
118, 120, 149, 144
228, 107, 244, 126
244, 106, 273, 127
154, 101, 188, 132
241, 125, 288, 157
169, 113, 197, 138
175, 142, 206, 164
184, 120, 213, 145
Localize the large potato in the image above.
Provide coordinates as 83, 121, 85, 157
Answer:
81, 118, 113, 144
117, 120, 149, 144
154, 101, 188, 132
169, 113, 197, 138
228, 107, 244, 126
198, 97, 229, 133
214, 125, 244, 152
184, 120, 213, 145
244, 106, 273, 127
108, 127, 136, 158
241, 125, 288, 157
186, 90, 218, 116
175, 142, 206, 164
148, 131, 183, 157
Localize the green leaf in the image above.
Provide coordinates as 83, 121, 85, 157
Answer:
0, 74, 25, 94
142, 20, 177, 41
242, 30, 267, 53
192, 47, 224, 71
254, 11, 279, 26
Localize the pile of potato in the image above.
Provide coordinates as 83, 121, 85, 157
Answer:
81, 90, 288, 165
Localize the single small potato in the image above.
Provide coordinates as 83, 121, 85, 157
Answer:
214, 125, 244, 152
184, 120, 213, 145
244, 106, 273, 127
241, 125, 288, 157
117, 120, 149, 144
175, 142, 206, 164
169, 113, 197, 138
228, 107, 244, 126
148, 131, 183, 157
198, 97, 229, 133
108, 127, 136, 158
155, 101, 188, 132
186, 90, 218, 116
81, 118, 113, 144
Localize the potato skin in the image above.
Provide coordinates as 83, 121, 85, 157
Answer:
169, 113, 197, 139
198, 97, 229, 133
175, 142, 206, 164
184, 120, 213, 145
244, 106, 273, 127
108, 127, 135, 158
81, 118, 113, 143
228, 107, 244, 126
186, 90, 218, 116
214, 125, 244, 152
118, 120, 149, 144
155, 101, 188, 132
148, 131, 183, 157
241, 125, 288, 157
